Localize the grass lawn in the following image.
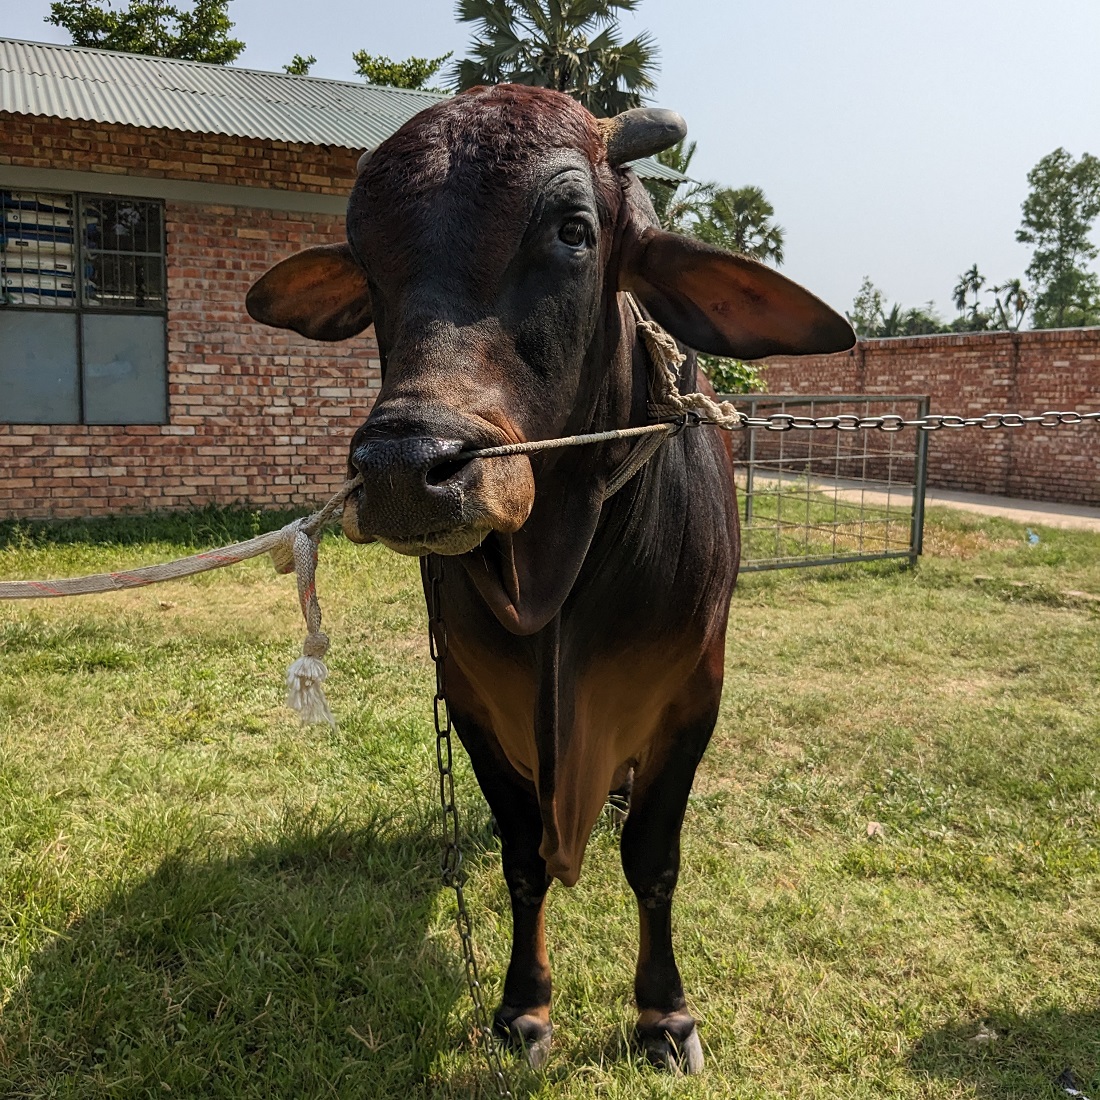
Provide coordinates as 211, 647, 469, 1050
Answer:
0, 503, 1098, 1098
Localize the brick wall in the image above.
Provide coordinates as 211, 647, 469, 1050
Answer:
0, 116, 379, 519
761, 328, 1100, 506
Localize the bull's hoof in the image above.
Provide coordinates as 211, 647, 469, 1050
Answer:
493, 1008, 553, 1069
635, 1013, 704, 1076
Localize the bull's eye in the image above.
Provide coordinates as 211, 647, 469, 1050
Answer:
558, 219, 588, 247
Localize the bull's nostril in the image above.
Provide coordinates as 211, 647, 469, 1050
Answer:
425, 455, 473, 487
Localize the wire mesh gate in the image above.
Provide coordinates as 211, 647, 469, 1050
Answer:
721, 393, 930, 571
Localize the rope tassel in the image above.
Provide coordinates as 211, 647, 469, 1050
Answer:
275, 520, 336, 727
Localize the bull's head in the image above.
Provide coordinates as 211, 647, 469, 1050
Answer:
247, 86, 853, 633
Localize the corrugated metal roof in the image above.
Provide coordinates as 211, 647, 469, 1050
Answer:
0, 38, 443, 150
631, 157, 686, 184
0, 38, 683, 183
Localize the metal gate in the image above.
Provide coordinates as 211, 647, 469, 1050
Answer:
721, 393, 930, 571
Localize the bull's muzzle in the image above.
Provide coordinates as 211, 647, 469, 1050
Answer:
345, 434, 534, 556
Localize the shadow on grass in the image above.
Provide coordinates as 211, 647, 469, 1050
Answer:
911, 1007, 1100, 1098
0, 814, 526, 1100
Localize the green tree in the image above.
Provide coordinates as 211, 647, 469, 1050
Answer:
848, 276, 885, 337
899, 303, 946, 336
1016, 147, 1100, 328
283, 53, 315, 76
951, 263, 992, 331
352, 50, 453, 90
991, 277, 1030, 331
694, 186, 785, 265
46, 0, 243, 63
848, 278, 946, 338
642, 140, 716, 233
697, 353, 766, 395
453, 0, 657, 117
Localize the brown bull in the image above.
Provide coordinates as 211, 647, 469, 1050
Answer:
248, 84, 854, 1073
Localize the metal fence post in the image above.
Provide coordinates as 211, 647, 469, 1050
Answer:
910, 395, 931, 564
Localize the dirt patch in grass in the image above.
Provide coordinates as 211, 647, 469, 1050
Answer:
923, 524, 1019, 559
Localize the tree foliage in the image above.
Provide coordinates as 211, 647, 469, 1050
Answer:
991, 278, 1030, 332
643, 140, 714, 233
453, 0, 657, 117
951, 263, 993, 331
644, 146, 785, 266
848, 277, 886, 338
353, 50, 453, 90
848, 277, 946, 338
283, 53, 315, 76
696, 353, 766, 395
1016, 147, 1100, 328
695, 185, 785, 266
46, 0, 243, 63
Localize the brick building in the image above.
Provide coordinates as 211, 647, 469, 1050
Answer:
0, 38, 682, 519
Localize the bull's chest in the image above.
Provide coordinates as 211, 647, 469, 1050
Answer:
443, 620, 703, 783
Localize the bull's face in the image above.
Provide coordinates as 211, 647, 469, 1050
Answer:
334, 94, 623, 556
247, 85, 853, 573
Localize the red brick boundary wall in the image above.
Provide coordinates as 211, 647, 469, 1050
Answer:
0, 115, 380, 519
762, 328, 1100, 507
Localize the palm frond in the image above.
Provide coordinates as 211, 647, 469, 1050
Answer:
452, 0, 658, 111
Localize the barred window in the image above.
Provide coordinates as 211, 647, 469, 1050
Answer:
0, 189, 167, 425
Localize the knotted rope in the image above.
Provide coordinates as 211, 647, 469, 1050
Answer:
0, 474, 363, 726
629, 294, 747, 430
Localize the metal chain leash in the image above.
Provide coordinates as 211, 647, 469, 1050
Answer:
457, 409, 1100, 466
423, 553, 516, 1098
734, 409, 1100, 433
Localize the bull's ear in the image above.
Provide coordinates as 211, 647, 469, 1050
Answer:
246, 244, 373, 341
621, 226, 854, 360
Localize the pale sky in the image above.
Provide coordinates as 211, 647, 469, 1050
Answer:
6, 0, 1100, 320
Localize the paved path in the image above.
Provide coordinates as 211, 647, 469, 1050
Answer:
742, 471, 1100, 532
920, 487, 1100, 532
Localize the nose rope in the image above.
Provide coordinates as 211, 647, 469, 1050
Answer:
1, 474, 364, 728
441, 293, 742, 498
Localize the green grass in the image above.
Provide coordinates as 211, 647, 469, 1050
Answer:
1, 504, 1098, 1098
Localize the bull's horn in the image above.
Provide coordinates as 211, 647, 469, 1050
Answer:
356, 147, 375, 174
601, 108, 687, 166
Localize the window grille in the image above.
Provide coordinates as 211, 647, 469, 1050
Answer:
0, 188, 167, 425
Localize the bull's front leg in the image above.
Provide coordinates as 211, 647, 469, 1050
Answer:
619, 672, 720, 1075
451, 713, 554, 1068
495, 803, 553, 1067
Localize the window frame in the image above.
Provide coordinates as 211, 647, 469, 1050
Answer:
0, 188, 169, 426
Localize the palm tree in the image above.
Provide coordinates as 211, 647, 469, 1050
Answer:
952, 263, 987, 328
877, 302, 906, 338
453, 0, 658, 117
992, 278, 1030, 330
695, 185, 785, 266
644, 140, 716, 232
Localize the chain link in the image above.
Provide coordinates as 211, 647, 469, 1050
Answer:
734, 409, 1100, 433
423, 554, 515, 1098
